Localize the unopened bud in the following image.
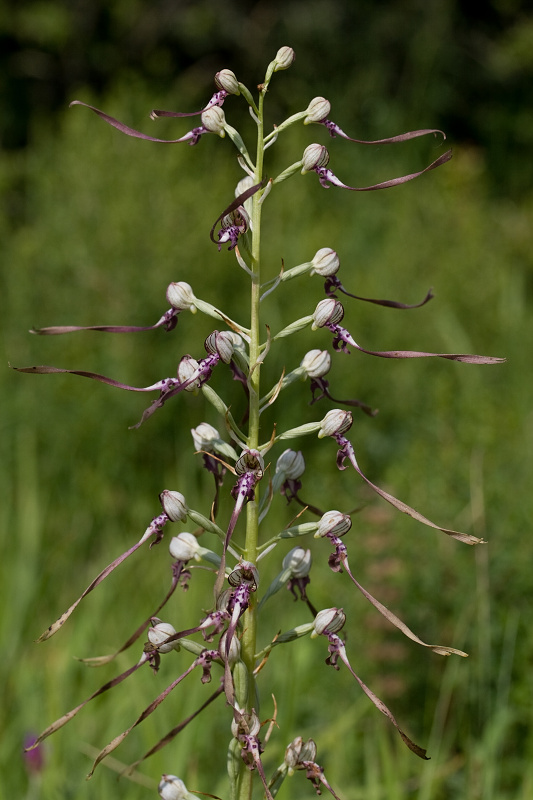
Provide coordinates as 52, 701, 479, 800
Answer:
273, 46, 295, 72
300, 349, 331, 379
312, 298, 344, 329
282, 546, 312, 578
285, 736, 303, 771
299, 738, 318, 763
310, 247, 340, 276
275, 449, 305, 480
318, 409, 353, 438
201, 106, 226, 136
148, 621, 179, 653
191, 422, 220, 452
177, 355, 201, 391
316, 510, 352, 538
285, 736, 317, 772
166, 281, 196, 312
219, 631, 242, 666
312, 607, 346, 637
160, 490, 188, 521
304, 96, 331, 124
204, 330, 234, 363
169, 531, 201, 562
158, 775, 195, 800
215, 69, 240, 95
301, 143, 329, 174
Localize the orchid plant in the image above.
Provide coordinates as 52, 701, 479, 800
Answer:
16, 47, 504, 800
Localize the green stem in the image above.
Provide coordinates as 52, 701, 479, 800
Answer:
237, 84, 267, 800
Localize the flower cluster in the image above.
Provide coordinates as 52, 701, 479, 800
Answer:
17, 46, 503, 800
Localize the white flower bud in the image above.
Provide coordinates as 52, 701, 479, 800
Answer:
304, 96, 331, 124
169, 531, 202, 562
299, 738, 318, 762
148, 622, 178, 653
285, 736, 303, 770
191, 422, 220, 452
312, 298, 344, 329
310, 247, 340, 276
160, 490, 188, 522
273, 46, 295, 71
215, 69, 240, 95
285, 736, 318, 770
235, 449, 264, 477
301, 143, 330, 174
158, 775, 195, 800
300, 349, 331, 379
316, 510, 352, 538
219, 631, 241, 666
177, 356, 201, 391
201, 106, 226, 136
312, 607, 346, 637
204, 330, 234, 363
318, 409, 353, 438
282, 546, 312, 578
191, 420, 238, 462
275, 449, 305, 480
166, 281, 196, 312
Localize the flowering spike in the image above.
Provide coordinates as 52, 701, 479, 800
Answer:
17, 51, 503, 800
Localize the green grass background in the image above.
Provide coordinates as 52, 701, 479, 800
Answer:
1, 68, 532, 799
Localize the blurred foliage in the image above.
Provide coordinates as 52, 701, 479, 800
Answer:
1, 0, 533, 195
1, 5, 533, 800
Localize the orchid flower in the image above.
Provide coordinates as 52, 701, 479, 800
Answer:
312, 298, 506, 363
13, 330, 235, 428
315, 510, 468, 656
318, 409, 486, 545
311, 608, 429, 760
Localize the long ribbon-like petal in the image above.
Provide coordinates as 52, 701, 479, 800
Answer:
70, 101, 204, 143
316, 149, 453, 191
26, 654, 149, 749
79, 563, 185, 665
329, 634, 429, 760
124, 683, 224, 773
323, 120, 446, 145
340, 553, 468, 656
36, 518, 166, 641
338, 438, 484, 545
